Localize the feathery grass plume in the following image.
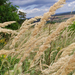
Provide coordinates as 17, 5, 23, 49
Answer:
73, 72, 75, 75
10, 23, 36, 48
10, 16, 42, 48
60, 43, 75, 57
16, 34, 48, 62
19, 33, 48, 50
20, 22, 37, 30
42, 55, 71, 74
0, 49, 15, 55
17, 37, 46, 67
12, 0, 66, 58
31, 15, 75, 67
16, 0, 66, 67
0, 27, 17, 34
17, 36, 29, 50
0, 21, 17, 34
17, 30, 48, 50
55, 53, 75, 75
22, 16, 42, 26
55, 49, 65, 62
20, 16, 42, 30
32, 0, 66, 37
15, 0, 66, 67
50, 50, 57, 57
55, 43, 75, 62
17, 27, 47, 49
0, 21, 16, 27
0, 0, 75, 74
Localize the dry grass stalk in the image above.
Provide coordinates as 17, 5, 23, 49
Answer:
55, 53, 75, 75
0, 27, 17, 34
60, 43, 75, 57
0, 49, 15, 55
0, 21, 17, 35
55, 43, 75, 62
0, 21, 16, 27
42, 55, 71, 74
73, 72, 75, 75
17, 38, 45, 67
20, 16, 42, 30
32, 0, 65, 37
19, 33, 48, 50
15, 0, 66, 68
0, 0, 75, 75
17, 34, 48, 66
31, 15, 75, 67
10, 16, 43, 48
10, 23, 35, 48
50, 50, 57, 57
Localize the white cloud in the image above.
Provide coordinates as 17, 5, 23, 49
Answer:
68, 1, 75, 7
17, 1, 75, 18
19, 8, 40, 13
56, 2, 75, 13
18, 7, 49, 18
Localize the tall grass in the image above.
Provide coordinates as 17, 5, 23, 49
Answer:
0, 0, 75, 75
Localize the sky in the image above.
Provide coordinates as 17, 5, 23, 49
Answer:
9, 0, 75, 18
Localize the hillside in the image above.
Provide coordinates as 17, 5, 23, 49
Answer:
51, 11, 75, 22
55, 11, 75, 15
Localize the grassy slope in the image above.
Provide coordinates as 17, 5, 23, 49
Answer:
0, 22, 75, 75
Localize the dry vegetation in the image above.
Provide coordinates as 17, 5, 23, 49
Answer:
0, 0, 75, 75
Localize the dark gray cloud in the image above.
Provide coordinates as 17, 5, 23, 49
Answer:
10, 0, 75, 9
9, 0, 75, 18
9, 0, 58, 9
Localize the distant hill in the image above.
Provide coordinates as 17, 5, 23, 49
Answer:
55, 11, 75, 16
26, 11, 75, 23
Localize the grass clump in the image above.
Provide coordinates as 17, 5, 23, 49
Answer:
0, 0, 75, 75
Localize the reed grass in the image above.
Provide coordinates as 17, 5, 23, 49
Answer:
0, 0, 75, 75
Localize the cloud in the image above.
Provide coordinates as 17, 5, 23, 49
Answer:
10, 0, 75, 11
18, 7, 49, 14
10, 0, 75, 9
56, 2, 75, 13
10, 0, 57, 8
68, 1, 75, 7
10, 0, 36, 7
10, 0, 75, 18
18, 7, 49, 18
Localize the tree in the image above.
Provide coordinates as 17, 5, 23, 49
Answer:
0, 1, 19, 22
0, 0, 21, 30
0, 0, 8, 5
18, 11, 26, 19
